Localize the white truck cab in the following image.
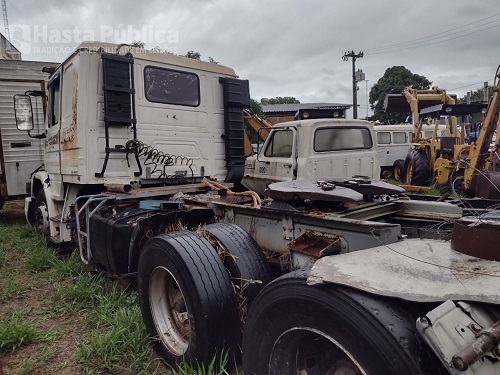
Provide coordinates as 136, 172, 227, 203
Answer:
243, 118, 380, 194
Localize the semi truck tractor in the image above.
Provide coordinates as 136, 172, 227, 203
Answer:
14, 42, 500, 374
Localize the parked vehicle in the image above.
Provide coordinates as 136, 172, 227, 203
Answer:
0, 59, 56, 209
374, 123, 448, 181
243, 118, 380, 195
14, 42, 500, 374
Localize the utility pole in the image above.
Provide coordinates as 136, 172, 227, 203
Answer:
342, 51, 363, 119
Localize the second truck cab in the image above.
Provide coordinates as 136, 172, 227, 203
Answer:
242, 118, 380, 194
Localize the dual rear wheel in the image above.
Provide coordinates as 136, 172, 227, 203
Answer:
137, 224, 272, 368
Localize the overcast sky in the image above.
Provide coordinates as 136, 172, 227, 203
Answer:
6, 0, 500, 117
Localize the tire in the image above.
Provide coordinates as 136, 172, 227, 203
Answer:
33, 190, 49, 237
243, 270, 442, 375
0, 195, 5, 210
137, 231, 240, 368
204, 223, 274, 313
404, 150, 430, 185
381, 167, 393, 180
393, 159, 405, 182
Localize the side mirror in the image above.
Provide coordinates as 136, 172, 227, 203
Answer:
14, 94, 34, 131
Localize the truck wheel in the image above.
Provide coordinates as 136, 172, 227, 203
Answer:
0, 195, 4, 210
404, 150, 430, 185
33, 190, 49, 237
205, 223, 274, 313
243, 270, 441, 375
137, 231, 240, 368
393, 159, 405, 182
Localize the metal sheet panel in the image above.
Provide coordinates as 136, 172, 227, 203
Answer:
308, 239, 500, 305
0, 60, 56, 197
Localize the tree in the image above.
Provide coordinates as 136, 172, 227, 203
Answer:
184, 50, 201, 60
370, 66, 431, 123
250, 98, 264, 117
267, 97, 300, 105
130, 40, 146, 48
457, 86, 493, 103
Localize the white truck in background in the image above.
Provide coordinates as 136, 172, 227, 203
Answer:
13, 42, 500, 374
243, 118, 380, 195
0, 60, 56, 209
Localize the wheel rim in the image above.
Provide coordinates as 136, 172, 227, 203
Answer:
381, 170, 392, 179
394, 166, 401, 181
149, 266, 190, 356
34, 202, 49, 235
406, 164, 413, 184
271, 327, 367, 375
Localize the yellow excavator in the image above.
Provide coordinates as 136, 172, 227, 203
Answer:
401, 69, 500, 198
243, 109, 273, 157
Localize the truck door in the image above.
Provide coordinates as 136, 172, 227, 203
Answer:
0, 79, 45, 198
252, 127, 297, 189
44, 73, 61, 176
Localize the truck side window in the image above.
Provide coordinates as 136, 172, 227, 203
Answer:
49, 78, 60, 127
264, 129, 293, 158
376, 132, 391, 145
144, 66, 200, 107
392, 132, 407, 144
314, 127, 373, 152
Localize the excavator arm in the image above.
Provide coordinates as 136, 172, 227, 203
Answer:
464, 71, 500, 192
402, 87, 458, 143
243, 109, 273, 156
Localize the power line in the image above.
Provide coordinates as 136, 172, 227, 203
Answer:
364, 12, 500, 52
367, 23, 500, 55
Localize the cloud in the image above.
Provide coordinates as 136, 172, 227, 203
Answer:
6, 0, 499, 111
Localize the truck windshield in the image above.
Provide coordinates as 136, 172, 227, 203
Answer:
314, 127, 372, 152
264, 129, 293, 158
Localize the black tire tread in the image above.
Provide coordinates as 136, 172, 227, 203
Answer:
393, 159, 405, 182
205, 223, 273, 306
243, 270, 443, 375
405, 149, 430, 185
138, 231, 240, 367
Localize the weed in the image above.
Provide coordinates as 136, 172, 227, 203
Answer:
0, 311, 59, 352
78, 294, 155, 374
0, 279, 36, 302
25, 245, 58, 273
175, 352, 242, 375
52, 252, 85, 279
52, 275, 104, 314
14, 348, 57, 375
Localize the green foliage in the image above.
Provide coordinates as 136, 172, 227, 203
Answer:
249, 98, 263, 116
14, 349, 57, 375
0, 311, 59, 352
175, 352, 240, 375
130, 40, 146, 48
52, 252, 85, 278
53, 275, 104, 314
457, 85, 493, 103
77, 285, 155, 374
267, 96, 300, 104
184, 50, 201, 60
370, 66, 431, 123
0, 278, 36, 301
26, 245, 58, 273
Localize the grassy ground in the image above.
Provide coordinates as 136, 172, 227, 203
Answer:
0, 200, 236, 375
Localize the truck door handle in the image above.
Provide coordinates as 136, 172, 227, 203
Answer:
11, 142, 31, 148
283, 163, 292, 168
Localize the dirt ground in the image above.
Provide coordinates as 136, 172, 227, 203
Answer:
0, 200, 169, 375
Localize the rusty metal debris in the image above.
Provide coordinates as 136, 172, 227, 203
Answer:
450, 213, 500, 261
452, 319, 500, 371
